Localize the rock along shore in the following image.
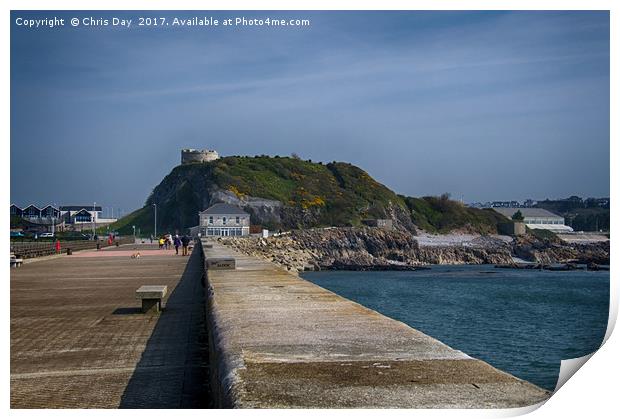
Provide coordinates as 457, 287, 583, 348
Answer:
217, 227, 609, 273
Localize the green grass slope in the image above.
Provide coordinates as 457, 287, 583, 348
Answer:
402, 195, 506, 234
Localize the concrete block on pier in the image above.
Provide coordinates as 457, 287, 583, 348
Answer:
136, 285, 167, 314
206, 257, 236, 270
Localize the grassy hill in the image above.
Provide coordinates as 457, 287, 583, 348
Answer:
401, 194, 507, 234
111, 156, 414, 235
111, 155, 506, 236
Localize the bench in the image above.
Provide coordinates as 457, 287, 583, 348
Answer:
206, 257, 236, 270
10, 253, 23, 268
135, 285, 168, 314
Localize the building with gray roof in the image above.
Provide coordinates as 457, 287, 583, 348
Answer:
198, 203, 250, 237
492, 207, 573, 233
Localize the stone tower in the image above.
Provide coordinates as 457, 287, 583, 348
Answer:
181, 148, 220, 164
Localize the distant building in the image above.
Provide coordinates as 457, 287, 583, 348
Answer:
198, 203, 250, 237
60, 205, 104, 224
10, 204, 23, 218
468, 199, 537, 209
492, 207, 573, 233
181, 148, 220, 164
10, 204, 117, 232
491, 201, 520, 208
11, 204, 63, 222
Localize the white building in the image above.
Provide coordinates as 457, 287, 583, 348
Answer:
199, 203, 250, 237
493, 207, 574, 233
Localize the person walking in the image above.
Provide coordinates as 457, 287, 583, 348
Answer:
181, 234, 190, 256
173, 235, 181, 255
55, 239, 61, 254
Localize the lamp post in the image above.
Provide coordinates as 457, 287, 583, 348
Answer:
153, 203, 157, 238
92, 202, 97, 239
132, 225, 136, 243
51, 203, 56, 237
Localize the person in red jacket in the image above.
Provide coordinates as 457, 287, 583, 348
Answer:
55, 239, 61, 254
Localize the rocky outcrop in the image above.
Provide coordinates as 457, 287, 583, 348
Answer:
219, 227, 515, 272
218, 228, 610, 272
211, 189, 284, 227
512, 235, 610, 265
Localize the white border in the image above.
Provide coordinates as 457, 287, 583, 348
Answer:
3, 1, 616, 418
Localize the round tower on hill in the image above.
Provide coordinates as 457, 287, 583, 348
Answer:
181, 148, 220, 164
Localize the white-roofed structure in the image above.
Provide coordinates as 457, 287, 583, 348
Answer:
492, 207, 573, 233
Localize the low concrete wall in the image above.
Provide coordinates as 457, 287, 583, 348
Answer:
200, 239, 550, 408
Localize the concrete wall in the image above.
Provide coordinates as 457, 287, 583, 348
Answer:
199, 239, 549, 408
498, 222, 526, 236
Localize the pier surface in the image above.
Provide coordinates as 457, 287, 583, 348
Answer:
203, 240, 550, 408
10, 244, 209, 408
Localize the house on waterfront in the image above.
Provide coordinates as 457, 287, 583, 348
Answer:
10, 204, 117, 232
198, 203, 250, 237
492, 207, 573, 233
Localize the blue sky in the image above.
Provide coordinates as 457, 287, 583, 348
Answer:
11, 11, 610, 213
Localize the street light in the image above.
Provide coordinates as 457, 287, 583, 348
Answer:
153, 203, 157, 238
132, 225, 136, 243
51, 202, 56, 237
92, 202, 96, 239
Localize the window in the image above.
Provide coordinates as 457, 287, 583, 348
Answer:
209, 216, 213, 224
236, 216, 240, 224
223, 217, 227, 225
75, 213, 91, 222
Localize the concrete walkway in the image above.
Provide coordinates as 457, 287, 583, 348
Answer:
203, 240, 551, 408
10, 244, 210, 408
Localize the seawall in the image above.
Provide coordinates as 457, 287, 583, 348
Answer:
199, 239, 550, 408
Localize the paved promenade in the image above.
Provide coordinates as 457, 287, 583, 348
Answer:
203, 240, 551, 408
10, 244, 210, 408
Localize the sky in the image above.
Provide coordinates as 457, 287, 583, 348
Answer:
10, 11, 610, 214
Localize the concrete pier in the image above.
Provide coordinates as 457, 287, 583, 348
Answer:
10, 244, 210, 408
202, 239, 550, 408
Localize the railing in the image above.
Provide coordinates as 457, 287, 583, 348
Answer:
10, 237, 135, 259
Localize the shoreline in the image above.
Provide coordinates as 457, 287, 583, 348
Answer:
218, 227, 609, 273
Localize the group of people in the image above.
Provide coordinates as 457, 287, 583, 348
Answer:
158, 233, 191, 256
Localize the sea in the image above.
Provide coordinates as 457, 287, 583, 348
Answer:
301, 265, 609, 391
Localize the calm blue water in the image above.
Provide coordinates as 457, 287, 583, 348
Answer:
302, 265, 609, 391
